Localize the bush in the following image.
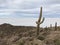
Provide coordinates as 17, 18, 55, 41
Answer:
17, 40, 25, 45
54, 39, 60, 45
37, 35, 45, 40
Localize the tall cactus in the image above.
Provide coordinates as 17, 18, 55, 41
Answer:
36, 7, 45, 36
55, 22, 57, 31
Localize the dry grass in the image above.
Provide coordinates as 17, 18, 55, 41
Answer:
0, 23, 60, 45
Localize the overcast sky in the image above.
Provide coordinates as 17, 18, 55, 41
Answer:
0, 0, 60, 18
0, 0, 60, 27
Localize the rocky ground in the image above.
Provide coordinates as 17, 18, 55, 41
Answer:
0, 23, 60, 45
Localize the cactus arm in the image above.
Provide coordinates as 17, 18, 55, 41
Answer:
38, 7, 42, 22
40, 17, 45, 24
36, 17, 45, 24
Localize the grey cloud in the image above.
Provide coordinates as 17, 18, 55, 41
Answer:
0, 0, 45, 9
46, 0, 60, 4
0, 0, 60, 18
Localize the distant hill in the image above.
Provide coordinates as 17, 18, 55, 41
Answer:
0, 23, 36, 38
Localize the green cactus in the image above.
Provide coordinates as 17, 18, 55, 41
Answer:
50, 24, 52, 30
55, 22, 57, 31
50, 24, 52, 28
36, 7, 45, 36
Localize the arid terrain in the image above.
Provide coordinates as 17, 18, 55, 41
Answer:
0, 23, 60, 45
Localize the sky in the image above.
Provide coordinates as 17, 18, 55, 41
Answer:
0, 0, 60, 27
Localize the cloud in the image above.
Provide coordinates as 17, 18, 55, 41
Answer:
0, 0, 60, 18
46, 0, 60, 4
0, 0, 46, 9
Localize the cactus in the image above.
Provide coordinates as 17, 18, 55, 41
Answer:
50, 24, 52, 30
55, 22, 57, 31
50, 24, 52, 28
36, 7, 45, 36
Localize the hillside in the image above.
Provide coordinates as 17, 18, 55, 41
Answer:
0, 23, 60, 45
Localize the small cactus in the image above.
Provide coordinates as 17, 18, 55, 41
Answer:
50, 24, 52, 30
50, 24, 52, 28
36, 7, 45, 37
55, 22, 57, 31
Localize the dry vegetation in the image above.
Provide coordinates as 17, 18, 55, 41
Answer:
0, 23, 60, 45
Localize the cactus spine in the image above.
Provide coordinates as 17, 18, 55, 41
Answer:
55, 22, 57, 31
36, 7, 45, 36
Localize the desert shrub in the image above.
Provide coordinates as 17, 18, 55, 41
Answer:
37, 35, 45, 40
18, 42, 25, 45
19, 42, 24, 45
31, 43, 33, 45
17, 39, 25, 45
35, 44, 38, 45
54, 39, 60, 45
